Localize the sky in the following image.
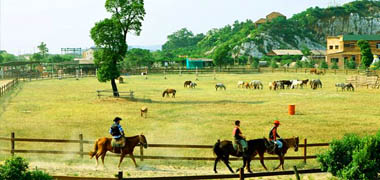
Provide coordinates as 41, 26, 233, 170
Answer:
0, 0, 355, 55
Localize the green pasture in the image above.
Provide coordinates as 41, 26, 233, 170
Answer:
0, 72, 379, 175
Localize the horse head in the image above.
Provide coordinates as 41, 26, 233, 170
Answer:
139, 133, 148, 149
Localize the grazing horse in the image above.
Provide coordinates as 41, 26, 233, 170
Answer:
268, 81, 277, 90
280, 80, 292, 89
301, 79, 309, 86
310, 79, 322, 89
336, 83, 354, 91
237, 81, 245, 88
345, 83, 354, 91
335, 83, 346, 91
190, 82, 197, 88
162, 89, 176, 98
239, 137, 299, 173
310, 68, 317, 74
244, 82, 250, 89
250, 80, 263, 89
89, 134, 148, 168
184, 81, 192, 88
290, 80, 303, 89
215, 83, 226, 91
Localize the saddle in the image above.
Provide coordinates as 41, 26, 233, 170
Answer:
111, 137, 126, 153
233, 140, 244, 156
264, 138, 282, 154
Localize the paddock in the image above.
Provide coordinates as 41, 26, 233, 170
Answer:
0, 72, 380, 178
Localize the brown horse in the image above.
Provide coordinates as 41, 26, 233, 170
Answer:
239, 137, 299, 173
184, 81, 192, 88
162, 89, 176, 98
89, 134, 148, 168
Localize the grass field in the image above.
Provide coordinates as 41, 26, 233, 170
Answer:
0, 72, 379, 178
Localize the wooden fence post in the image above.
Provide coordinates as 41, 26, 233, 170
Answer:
118, 171, 123, 180
239, 168, 244, 180
293, 166, 300, 180
140, 144, 144, 161
304, 138, 307, 164
11, 132, 15, 156
79, 134, 83, 159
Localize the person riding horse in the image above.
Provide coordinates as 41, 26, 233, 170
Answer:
233, 120, 248, 157
109, 117, 126, 153
269, 120, 282, 153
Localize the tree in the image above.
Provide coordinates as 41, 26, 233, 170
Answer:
347, 58, 357, 69
320, 60, 329, 69
213, 44, 231, 68
270, 59, 279, 68
295, 59, 303, 68
124, 48, 153, 68
301, 45, 311, 57
357, 40, 373, 69
31, 53, 43, 61
37, 42, 49, 58
91, 0, 145, 97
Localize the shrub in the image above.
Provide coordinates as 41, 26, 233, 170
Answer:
347, 60, 357, 69
295, 60, 302, 68
320, 60, 328, 69
270, 59, 278, 68
0, 156, 52, 180
331, 62, 339, 69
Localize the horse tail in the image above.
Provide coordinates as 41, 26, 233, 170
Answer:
213, 139, 223, 161
89, 139, 99, 159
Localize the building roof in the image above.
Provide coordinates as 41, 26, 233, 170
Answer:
266, 12, 286, 19
267, 49, 303, 56
255, 18, 267, 24
343, 35, 380, 41
187, 58, 213, 62
310, 50, 327, 56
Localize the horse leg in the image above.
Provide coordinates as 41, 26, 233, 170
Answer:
237, 157, 247, 173
214, 157, 220, 173
222, 156, 234, 174
259, 152, 268, 171
130, 153, 138, 168
273, 154, 282, 170
101, 152, 107, 168
247, 158, 253, 173
281, 155, 285, 170
117, 153, 126, 169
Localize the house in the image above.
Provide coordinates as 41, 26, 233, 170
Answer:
266, 12, 286, 22
186, 58, 213, 69
255, 12, 286, 28
267, 49, 303, 56
326, 35, 380, 67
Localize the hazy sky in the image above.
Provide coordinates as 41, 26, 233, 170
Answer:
0, 0, 354, 55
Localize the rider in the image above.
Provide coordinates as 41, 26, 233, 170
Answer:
269, 120, 282, 152
233, 120, 248, 156
109, 117, 125, 152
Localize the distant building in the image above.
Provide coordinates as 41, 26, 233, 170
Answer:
266, 12, 286, 22
267, 49, 303, 56
255, 12, 286, 27
186, 58, 213, 69
61, 48, 83, 57
326, 35, 380, 67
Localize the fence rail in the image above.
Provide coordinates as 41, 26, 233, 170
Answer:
0, 132, 329, 163
0, 79, 18, 97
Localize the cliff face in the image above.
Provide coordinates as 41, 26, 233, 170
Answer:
238, 12, 380, 58
315, 12, 380, 41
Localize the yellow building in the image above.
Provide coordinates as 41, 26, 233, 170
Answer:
326, 35, 380, 67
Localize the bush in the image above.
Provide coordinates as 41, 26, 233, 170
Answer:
0, 156, 52, 180
331, 62, 339, 69
270, 59, 278, 68
318, 132, 380, 180
347, 60, 357, 69
320, 60, 328, 69
295, 60, 302, 68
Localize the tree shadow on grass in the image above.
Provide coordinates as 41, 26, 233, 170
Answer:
127, 97, 265, 105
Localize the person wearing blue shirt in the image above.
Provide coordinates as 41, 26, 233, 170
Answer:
109, 117, 125, 153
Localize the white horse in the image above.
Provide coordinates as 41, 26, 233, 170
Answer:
237, 81, 245, 88
291, 80, 303, 89
190, 82, 197, 88
250, 80, 263, 89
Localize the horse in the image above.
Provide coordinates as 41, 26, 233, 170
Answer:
244, 82, 250, 89
190, 82, 197, 88
140, 106, 148, 118
345, 83, 354, 91
249, 80, 263, 89
310, 79, 322, 89
89, 134, 148, 169
239, 137, 299, 173
184, 81, 192, 88
290, 80, 303, 89
280, 80, 292, 89
237, 81, 245, 88
301, 79, 309, 87
335, 83, 346, 91
310, 68, 317, 74
213, 139, 250, 173
162, 89, 176, 98
215, 83, 226, 91
268, 81, 277, 91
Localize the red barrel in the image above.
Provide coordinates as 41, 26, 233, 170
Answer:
288, 105, 295, 115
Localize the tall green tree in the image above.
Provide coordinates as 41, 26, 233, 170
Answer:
357, 40, 374, 69
91, 0, 145, 97
212, 44, 231, 68
124, 48, 153, 68
37, 42, 49, 58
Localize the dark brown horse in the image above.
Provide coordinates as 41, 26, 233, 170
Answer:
240, 137, 299, 173
184, 81, 192, 88
162, 89, 176, 98
89, 134, 148, 168
213, 139, 244, 173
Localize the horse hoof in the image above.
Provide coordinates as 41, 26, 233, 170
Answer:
248, 171, 253, 174
214, 171, 218, 174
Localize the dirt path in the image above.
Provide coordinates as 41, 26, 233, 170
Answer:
29, 162, 335, 179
